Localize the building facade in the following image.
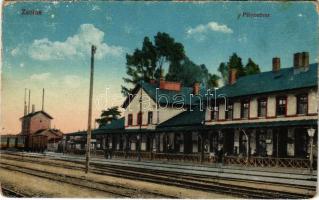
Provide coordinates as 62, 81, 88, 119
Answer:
65, 52, 318, 169
20, 107, 63, 151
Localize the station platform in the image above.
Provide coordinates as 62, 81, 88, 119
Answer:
42, 152, 317, 187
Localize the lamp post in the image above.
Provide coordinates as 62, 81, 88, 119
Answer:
240, 128, 249, 161
307, 127, 315, 174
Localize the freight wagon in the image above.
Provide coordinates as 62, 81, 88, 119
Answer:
0, 135, 27, 150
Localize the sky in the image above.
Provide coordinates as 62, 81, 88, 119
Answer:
1, 1, 318, 134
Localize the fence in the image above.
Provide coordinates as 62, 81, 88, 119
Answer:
223, 156, 313, 169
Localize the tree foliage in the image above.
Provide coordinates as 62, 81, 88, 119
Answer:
245, 58, 260, 75
122, 32, 220, 95
95, 106, 121, 128
122, 32, 185, 96
218, 62, 228, 85
227, 53, 245, 77
218, 53, 261, 84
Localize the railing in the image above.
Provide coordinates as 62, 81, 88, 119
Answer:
153, 153, 201, 162
223, 156, 313, 169
63, 149, 314, 169
110, 151, 218, 164
66, 149, 86, 155
112, 151, 152, 159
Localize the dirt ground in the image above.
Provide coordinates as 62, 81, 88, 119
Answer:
0, 168, 113, 198
0, 156, 234, 198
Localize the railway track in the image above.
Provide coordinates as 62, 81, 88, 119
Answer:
1, 187, 26, 197
1, 153, 315, 199
0, 161, 176, 198
7, 153, 316, 189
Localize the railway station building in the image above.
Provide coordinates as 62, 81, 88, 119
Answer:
64, 52, 318, 169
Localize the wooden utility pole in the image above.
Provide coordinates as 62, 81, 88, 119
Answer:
138, 85, 142, 161
85, 45, 97, 173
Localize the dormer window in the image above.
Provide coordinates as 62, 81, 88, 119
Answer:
297, 94, 308, 115
276, 96, 287, 116
128, 114, 133, 126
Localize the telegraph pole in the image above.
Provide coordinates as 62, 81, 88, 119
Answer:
85, 45, 97, 173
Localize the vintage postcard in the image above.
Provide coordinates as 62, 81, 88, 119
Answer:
0, 0, 318, 198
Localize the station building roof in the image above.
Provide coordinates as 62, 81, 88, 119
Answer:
66, 64, 318, 136
157, 106, 205, 128
216, 63, 317, 99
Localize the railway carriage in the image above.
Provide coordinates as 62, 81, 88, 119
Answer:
16, 135, 27, 149
1, 136, 9, 149
0, 135, 27, 150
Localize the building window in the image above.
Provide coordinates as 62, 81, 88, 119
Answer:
128, 114, 133, 126
226, 103, 233, 120
210, 106, 218, 121
276, 96, 287, 116
297, 94, 308, 115
147, 112, 153, 124
241, 100, 249, 119
137, 112, 142, 125
258, 98, 267, 117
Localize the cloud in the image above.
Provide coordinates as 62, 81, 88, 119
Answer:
63, 75, 81, 89
28, 24, 124, 61
30, 72, 51, 81
19, 63, 25, 68
11, 47, 21, 56
186, 21, 233, 38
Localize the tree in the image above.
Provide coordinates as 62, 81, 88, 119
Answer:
122, 32, 185, 96
121, 37, 158, 96
218, 54, 260, 84
218, 62, 228, 85
245, 58, 260, 75
207, 74, 220, 89
95, 106, 121, 128
227, 53, 245, 77
122, 32, 220, 95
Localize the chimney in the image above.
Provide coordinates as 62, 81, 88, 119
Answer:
193, 82, 200, 95
301, 52, 309, 68
228, 68, 237, 85
272, 57, 280, 72
28, 89, 31, 114
293, 52, 302, 68
159, 80, 181, 91
24, 88, 27, 116
32, 104, 35, 113
149, 79, 156, 85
